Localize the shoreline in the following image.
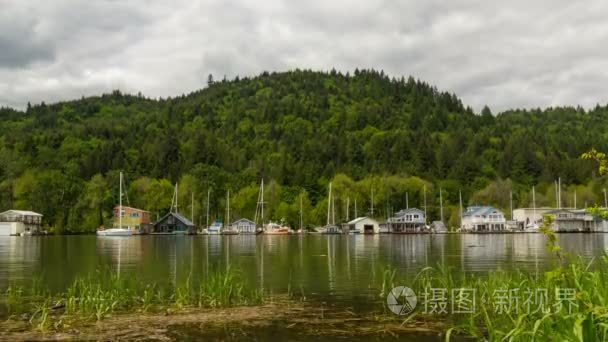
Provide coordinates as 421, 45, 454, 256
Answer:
8, 230, 608, 237
0, 298, 446, 341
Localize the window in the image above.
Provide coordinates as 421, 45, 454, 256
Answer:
130, 212, 140, 218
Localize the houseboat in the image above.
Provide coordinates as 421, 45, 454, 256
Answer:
346, 217, 379, 234
153, 212, 196, 234
231, 218, 257, 234
461, 206, 506, 232
388, 208, 428, 233
0, 210, 43, 236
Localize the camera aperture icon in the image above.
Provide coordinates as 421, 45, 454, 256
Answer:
386, 286, 417, 315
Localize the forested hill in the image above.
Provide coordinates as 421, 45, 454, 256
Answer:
0, 69, 606, 232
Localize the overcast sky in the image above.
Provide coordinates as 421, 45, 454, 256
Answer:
1, 0, 608, 112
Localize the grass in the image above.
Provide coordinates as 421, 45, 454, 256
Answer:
1, 267, 263, 331
377, 218, 608, 341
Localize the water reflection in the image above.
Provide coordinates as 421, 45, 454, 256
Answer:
1, 234, 608, 297
96, 236, 143, 275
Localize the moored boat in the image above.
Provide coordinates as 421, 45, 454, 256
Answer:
97, 172, 133, 237
264, 221, 290, 235
207, 220, 222, 234
220, 190, 240, 235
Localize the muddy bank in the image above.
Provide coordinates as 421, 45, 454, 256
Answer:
0, 299, 450, 341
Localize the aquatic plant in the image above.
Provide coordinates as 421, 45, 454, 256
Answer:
0, 267, 264, 330
374, 223, 608, 341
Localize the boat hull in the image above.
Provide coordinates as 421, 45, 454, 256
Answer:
97, 228, 133, 236
264, 228, 289, 235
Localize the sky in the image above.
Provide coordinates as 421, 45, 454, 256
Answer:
1, 0, 608, 112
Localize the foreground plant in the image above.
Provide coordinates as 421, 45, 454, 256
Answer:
1, 267, 263, 330
378, 219, 608, 341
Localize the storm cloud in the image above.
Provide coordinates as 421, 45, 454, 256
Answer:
1, 0, 607, 112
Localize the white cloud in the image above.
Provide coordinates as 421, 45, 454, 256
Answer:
1, 0, 607, 112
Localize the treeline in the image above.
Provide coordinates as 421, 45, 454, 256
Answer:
0, 69, 607, 232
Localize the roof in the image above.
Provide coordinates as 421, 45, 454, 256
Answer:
394, 208, 425, 216
232, 218, 255, 225
546, 208, 587, 214
114, 206, 149, 213
347, 217, 378, 225
0, 210, 43, 217
463, 206, 504, 217
155, 211, 195, 226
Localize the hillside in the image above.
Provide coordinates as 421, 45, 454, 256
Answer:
0, 69, 606, 232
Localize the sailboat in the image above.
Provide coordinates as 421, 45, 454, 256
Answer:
200, 189, 212, 234
290, 194, 304, 234
254, 179, 289, 235
264, 220, 290, 235
316, 182, 341, 234
221, 190, 239, 235
254, 179, 265, 234
525, 185, 540, 232
207, 219, 222, 234
97, 172, 133, 236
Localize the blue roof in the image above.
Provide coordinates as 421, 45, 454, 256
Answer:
463, 206, 503, 217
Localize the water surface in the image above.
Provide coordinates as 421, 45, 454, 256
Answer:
1, 234, 606, 301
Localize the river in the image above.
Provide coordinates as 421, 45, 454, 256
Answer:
1, 233, 606, 302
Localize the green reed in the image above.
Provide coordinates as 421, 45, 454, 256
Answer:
377, 220, 608, 341
1, 267, 264, 330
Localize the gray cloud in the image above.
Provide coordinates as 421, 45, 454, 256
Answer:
1, 0, 607, 112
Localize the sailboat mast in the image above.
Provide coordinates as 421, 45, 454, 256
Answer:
459, 189, 463, 229
206, 188, 210, 229
346, 197, 350, 222
423, 185, 427, 225
191, 192, 194, 223
371, 188, 374, 217
439, 187, 444, 223
510, 190, 513, 220
327, 182, 332, 226
261, 179, 264, 224
532, 185, 536, 226
332, 196, 335, 225
300, 194, 303, 230
554, 180, 558, 208
354, 199, 358, 218
175, 183, 179, 213
226, 190, 230, 228
406, 192, 409, 209
557, 177, 562, 209
119, 171, 123, 229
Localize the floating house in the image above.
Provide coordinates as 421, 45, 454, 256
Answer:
113, 206, 151, 232
0, 210, 43, 236
231, 218, 256, 234
544, 209, 599, 232
346, 217, 380, 234
513, 207, 554, 229
388, 208, 427, 233
461, 206, 506, 232
153, 212, 195, 234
